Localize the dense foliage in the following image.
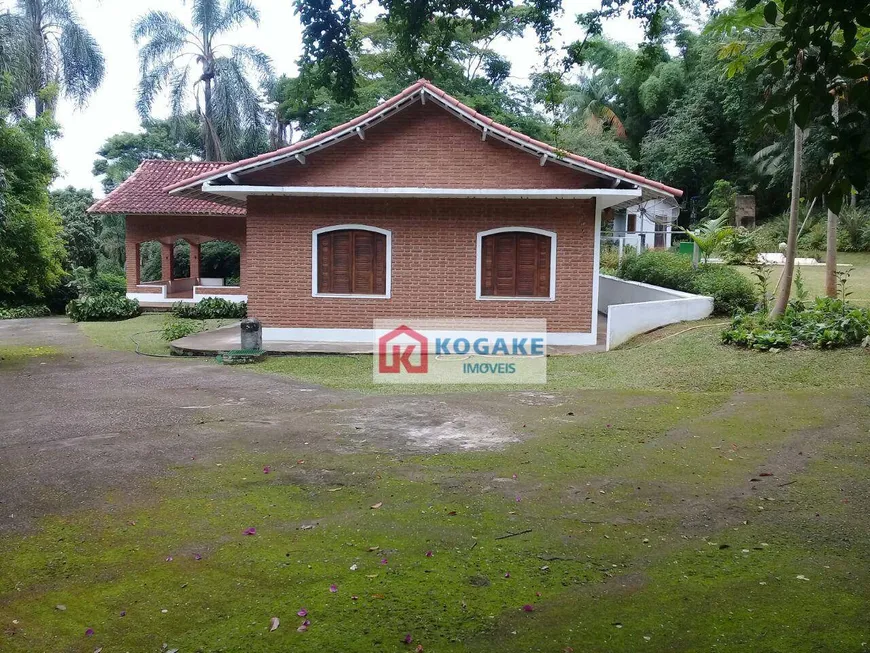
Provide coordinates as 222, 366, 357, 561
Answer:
722, 298, 870, 351
0, 304, 51, 320
66, 294, 141, 322
0, 110, 65, 305
618, 250, 757, 315
171, 297, 246, 319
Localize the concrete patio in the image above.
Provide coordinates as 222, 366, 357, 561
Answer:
169, 315, 609, 356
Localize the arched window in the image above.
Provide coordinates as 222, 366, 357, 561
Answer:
313, 225, 391, 297
477, 228, 556, 300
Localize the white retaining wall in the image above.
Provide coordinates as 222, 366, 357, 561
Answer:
598, 274, 713, 350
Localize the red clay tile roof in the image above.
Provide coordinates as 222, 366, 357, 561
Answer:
167, 79, 683, 200
88, 160, 246, 216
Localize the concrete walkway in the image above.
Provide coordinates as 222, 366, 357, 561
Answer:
170, 315, 609, 356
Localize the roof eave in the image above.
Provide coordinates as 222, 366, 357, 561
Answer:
167, 82, 683, 202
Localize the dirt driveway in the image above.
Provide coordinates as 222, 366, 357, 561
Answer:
0, 318, 541, 533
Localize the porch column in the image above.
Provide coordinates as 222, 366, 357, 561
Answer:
161, 241, 174, 281
189, 241, 201, 283
239, 242, 246, 289
125, 239, 141, 290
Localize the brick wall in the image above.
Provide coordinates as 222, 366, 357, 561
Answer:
243, 102, 600, 190
246, 196, 596, 333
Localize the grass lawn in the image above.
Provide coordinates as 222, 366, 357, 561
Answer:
737, 251, 870, 306
4, 317, 870, 651
15, 257, 864, 651
255, 320, 870, 394
79, 314, 237, 356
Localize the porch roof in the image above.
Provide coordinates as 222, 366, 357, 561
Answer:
88, 160, 247, 216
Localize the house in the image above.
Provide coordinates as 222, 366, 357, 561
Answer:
89, 80, 682, 347
608, 197, 681, 253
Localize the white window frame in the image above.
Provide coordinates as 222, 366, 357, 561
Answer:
312, 224, 392, 299
475, 227, 557, 302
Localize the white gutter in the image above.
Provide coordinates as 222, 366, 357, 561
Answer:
200, 183, 641, 206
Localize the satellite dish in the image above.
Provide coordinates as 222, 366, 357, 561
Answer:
637, 198, 680, 226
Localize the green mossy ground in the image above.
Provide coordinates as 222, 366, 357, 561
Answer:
2, 378, 869, 651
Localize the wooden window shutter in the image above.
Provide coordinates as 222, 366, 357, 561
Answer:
480, 231, 552, 298
317, 229, 387, 295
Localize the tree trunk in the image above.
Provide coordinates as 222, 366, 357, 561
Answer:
770, 123, 803, 319
203, 77, 216, 161
825, 97, 839, 298
825, 208, 838, 297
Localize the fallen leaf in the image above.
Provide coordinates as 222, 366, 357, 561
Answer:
297, 624, 308, 633
243, 527, 256, 536
416, 646, 424, 652
371, 502, 383, 509
368, 546, 380, 552
85, 628, 94, 636
329, 584, 338, 593
194, 553, 202, 560
366, 573, 379, 578
404, 633, 413, 644
522, 604, 534, 612
269, 617, 280, 632
297, 460, 305, 464
328, 487, 342, 492
297, 608, 308, 617
380, 558, 388, 565
350, 563, 358, 571
55, 604, 66, 611
263, 466, 270, 474
371, 593, 385, 599
425, 550, 433, 557
447, 511, 457, 516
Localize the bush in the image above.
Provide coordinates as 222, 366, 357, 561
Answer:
618, 250, 695, 290
161, 317, 205, 342
617, 250, 756, 316
599, 242, 620, 274
0, 304, 51, 319
721, 227, 758, 265
66, 294, 141, 322
722, 298, 870, 351
171, 297, 247, 319
691, 265, 757, 315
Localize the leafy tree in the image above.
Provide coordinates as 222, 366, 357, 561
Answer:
133, 0, 273, 161
50, 186, 99, 270
295, 0, 708, 101
274, 16, 551, 143
743, 0, 870, 211
92, 117, 203, 194
0, 0, 105, 118
556, 129, 636, 170
704, 179, 737, 222
0, 112, 64, 302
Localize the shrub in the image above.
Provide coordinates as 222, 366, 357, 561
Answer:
171, 297, 247, 319
599, 242, 621, 274
617, 251, 756, 316
161, 317, 205, 342
722, 298, 870, 351
66, 294, 141, 322
0, 304, 51, 319
618, 250, 695, 290
721, 227, 758, 265
691, 265, 757, 315
68, 267, 127, 298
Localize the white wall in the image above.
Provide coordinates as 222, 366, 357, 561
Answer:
598, 275, 713, 350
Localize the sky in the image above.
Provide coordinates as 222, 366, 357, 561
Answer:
14, 0, 675, 196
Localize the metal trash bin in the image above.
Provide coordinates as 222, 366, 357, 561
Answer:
240, 317, 262, 351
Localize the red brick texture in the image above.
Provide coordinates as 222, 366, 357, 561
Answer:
243, 102, 600, 190
124, 214, 246, 291
246, 196, 596, 333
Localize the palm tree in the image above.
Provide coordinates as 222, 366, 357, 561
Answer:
133, 0, 273, 161
563, 71, 626, 139
0, 0, 105, 118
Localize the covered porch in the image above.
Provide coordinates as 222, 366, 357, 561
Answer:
127, 234, 247, 305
